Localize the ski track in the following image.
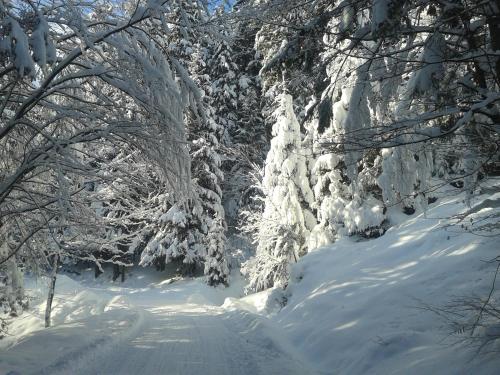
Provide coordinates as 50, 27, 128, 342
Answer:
38, 286, 315, 375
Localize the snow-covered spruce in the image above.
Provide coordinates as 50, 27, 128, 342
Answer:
242, 93, 315, 293
139, 0, 229, 284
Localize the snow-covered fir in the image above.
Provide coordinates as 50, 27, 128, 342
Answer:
242, 93, 315, 292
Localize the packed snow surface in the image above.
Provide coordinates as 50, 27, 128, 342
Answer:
0, 271, 312, 375
1, 191, 500, 374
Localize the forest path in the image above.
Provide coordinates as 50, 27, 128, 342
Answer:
35, 278, 316, 375
64, 304, 311, 375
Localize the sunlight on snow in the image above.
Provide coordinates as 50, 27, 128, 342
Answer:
447, 243, 478, 256
334, 320, 358, 331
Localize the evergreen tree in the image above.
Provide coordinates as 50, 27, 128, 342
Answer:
242, 93, 314, 292
204, 214, 229, 286
140, 0, 229, 284
214, 4, 266, 227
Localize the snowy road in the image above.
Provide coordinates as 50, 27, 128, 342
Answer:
64, 305, 312, 375
1, 276, 315, 375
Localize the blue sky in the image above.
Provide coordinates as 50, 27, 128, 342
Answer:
208, 0, 235, 11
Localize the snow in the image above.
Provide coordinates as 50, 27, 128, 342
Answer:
30, 12, 56, 70
339, 3, 355, 34
343, 193, 385, 234
0, 269, 312, 375
406, 32, 446, 96
159, 203, 187, 225
236, 190, 500, 374
242, 93, 315, 292
2, 191, 500, 374
0, 275, 141, 374
3, 17, 35, 77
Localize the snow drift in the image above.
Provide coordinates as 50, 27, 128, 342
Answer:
228, 189, 500, 374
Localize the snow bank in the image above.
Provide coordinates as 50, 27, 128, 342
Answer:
0, 275, 140, 375
74, 265, 247, 308
231, 191, 500, 374
223, 289, 273, 315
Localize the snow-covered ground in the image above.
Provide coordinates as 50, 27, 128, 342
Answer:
227, 189, 500, 374
1, 189, 500, 374
0, 270, 313, 375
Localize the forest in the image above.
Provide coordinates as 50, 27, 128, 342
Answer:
1, 0, 500, 374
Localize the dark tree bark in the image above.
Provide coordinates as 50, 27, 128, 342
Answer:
45, 255, 59, 328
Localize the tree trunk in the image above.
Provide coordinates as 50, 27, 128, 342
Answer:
94, 263, 102, 278
121, 265, 125, 282
487, 1, 500, 83
45, 255, 59, 328
112, 264, 120, 281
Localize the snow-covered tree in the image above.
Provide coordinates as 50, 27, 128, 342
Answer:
208, 7, 239, 145
204, 214, 229, 286
211, 5, 267, 227
139, 0, 229, 285
242, 93, 314, 292
0, 0, 193, 319
2, 0, 499, 310
0, 229, 25, 317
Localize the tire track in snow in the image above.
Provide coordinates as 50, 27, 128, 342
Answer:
45, 303, 315, 375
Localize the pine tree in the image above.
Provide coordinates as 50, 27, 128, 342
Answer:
242, 93, 314, 292
140, 0, 229, 284
212, 4, 267, 227
209, 7, 239, 146
204, 214, 229, 286
184, 1, 228, 284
